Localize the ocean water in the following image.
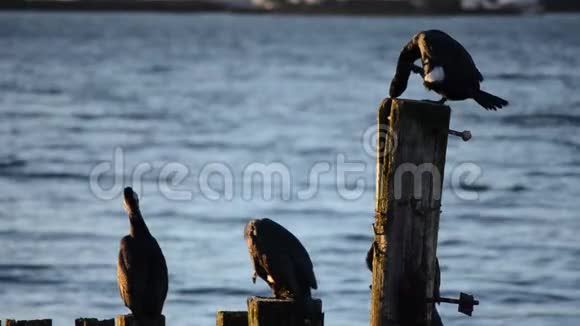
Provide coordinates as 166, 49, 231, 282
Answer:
1, 12, 580, 326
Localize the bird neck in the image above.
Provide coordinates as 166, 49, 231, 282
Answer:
128, 211, 150, 237
401, 37, 421, 62
393, 42, 420, 87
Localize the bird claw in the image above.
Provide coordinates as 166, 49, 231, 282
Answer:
422, 98, 447, 105
252, 272, 257, 284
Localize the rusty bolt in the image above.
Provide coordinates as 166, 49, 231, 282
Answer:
448, 129, 472, 142
426, 292, 479, 316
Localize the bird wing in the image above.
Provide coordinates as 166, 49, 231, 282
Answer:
117, 236, 148, 313
144, 238, 169, 316
263, 252, 301, 298
262, 219, 318, 291
290, 244, 318, 291
420, 30, 483, 86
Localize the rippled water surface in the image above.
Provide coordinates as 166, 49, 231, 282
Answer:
1, 12, 580, 326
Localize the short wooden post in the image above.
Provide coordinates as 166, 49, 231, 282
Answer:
247, 297, 323, 326
370, 99, 450, 326
216, 311, 248, 326
5, 320, 51, 326
74, 318, 114, 326
115, 315, 165, 326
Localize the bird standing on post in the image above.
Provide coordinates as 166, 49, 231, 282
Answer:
117, 187, 168, 326
389, 29, 508, 111
244, 218, 318, 316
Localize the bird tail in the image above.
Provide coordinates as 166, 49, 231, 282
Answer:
473, 90, 508, 111
297, 296, 321, 325
134, 317, 162, 326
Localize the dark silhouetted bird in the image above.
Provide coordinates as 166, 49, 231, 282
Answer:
389, 30, 508, 111
366, 243, 443, 326
245, 218, 317, 305
117, 187, 168, 326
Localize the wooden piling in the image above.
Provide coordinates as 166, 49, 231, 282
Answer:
74, 318, 114, 326
247, 297, 323, 326
370, 99, 450, 326
115, 315, 165, 326
5, 320, 51, 326
216, 311, 248, 326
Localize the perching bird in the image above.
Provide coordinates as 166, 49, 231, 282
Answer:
366, 243, 443, 326
117, 187, 168, 326
389, 29, 508, 111
244, 218, 317, 305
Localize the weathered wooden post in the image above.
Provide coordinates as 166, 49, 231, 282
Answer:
116, 315, 165, 326
74, 318, 114, 326
216, 311, 248, 326
5, 320, 51, 326
370, 99, 450, 326
247, 297, 323, 326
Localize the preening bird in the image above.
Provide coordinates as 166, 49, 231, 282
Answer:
244, 218, 318, 303
389, 30, 508, 111
117, 187, 168, 326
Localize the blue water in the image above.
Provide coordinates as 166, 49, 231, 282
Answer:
1, 12, 580, 326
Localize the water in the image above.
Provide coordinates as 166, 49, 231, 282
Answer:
1, 12, 580, 326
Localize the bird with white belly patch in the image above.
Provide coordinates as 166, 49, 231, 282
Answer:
244, 218, 318, 319
424, 66, 445, 84
390, 30, 508, 111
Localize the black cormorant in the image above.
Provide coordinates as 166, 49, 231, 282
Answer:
389, 30, 508, 111
366, 244, 443, 326
117, 187, 168, 326
244, 218, 317, 306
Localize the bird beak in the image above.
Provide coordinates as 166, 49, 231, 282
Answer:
123, 187, 139, 216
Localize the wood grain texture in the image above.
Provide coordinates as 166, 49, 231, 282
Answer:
247, 297, 323, 326
371, 99, 450, 326
74, 318, 114, 326
216, 311, 248, 326
115, 314, 165, 326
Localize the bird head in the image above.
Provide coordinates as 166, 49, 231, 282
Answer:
389, 73, 409, 99
244, 219, 259, 240
123, 187, 140, 217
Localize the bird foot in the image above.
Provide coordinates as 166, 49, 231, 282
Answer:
422, 98, 447, 105
251, 271, 257, 284
410, 64, 424, 77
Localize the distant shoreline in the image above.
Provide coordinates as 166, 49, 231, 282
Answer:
1, 1, 579, 16
0, 0, 229, 13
